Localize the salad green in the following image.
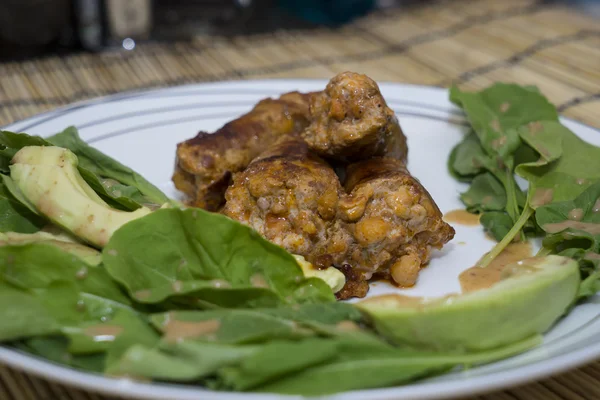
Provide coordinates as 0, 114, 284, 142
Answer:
449, 84, 600, 272
0, 97, 597, 396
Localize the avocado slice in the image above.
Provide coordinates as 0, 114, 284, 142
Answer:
0, 232, 101, 265
293, 254, 346, 293
358, 255, 580, 352
10, 146, 151, 248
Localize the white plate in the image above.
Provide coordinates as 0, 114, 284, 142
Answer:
1, 80, 600, 400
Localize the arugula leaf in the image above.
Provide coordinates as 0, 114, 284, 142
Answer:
450, 84, 559, 236
48, 127, 168, 207
0, 178, 44, 233
250, 335, 541, 395
15, 336, 106, 373
78, 168, 148, 211
0, 243, 130, 305
103, 208, 335, 306
450, 84, 558, 158
0, 242, 159, 365
220, 339, 340, 391
0, 280, 81, 341
536, 181, 600, 256
0, 131, 51, 165
480, 212, 513, 241
479, 123, 600, 266
66, 308, 159, 358
0, 129, 168, 212
448, 132, 488, 181
107, 341, 259, 381
516, 121, 600, 207
0, 175, 41, 217
461, 173, 507, 213
149, 303, 361, 344
534, 183, 600, 298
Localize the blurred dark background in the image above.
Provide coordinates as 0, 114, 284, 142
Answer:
0, 0, 599, 62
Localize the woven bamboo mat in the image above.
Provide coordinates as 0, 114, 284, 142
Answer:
1, 0, 600, 398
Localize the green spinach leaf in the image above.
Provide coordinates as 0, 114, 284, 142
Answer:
0, 177, 44, 233
0, 243, 130, 305
15, 336, 106, 373
480, 212, 514, 241
48, 127, 169, 207
516, 121, 600, 207
250, 335, 541, 395
107, 341, 259, 381
0, 280, 80, 341
103, 208, 334, 306
450, 84, 558, 158
536, 182, 600, 268
460, 173, 506, 213
447, 132, 488, 181
450, 84, 559, 238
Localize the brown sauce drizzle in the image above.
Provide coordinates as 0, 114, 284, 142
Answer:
134, 289, 152, 300
443, 209, 480, 226
250, 274, 269, 288
459, 242, 533, 293
359, 293, 425, 306
530, 188, 553, 207
567, 208, 584, 221
543, 221, 600, 235
163, 318, 221, 343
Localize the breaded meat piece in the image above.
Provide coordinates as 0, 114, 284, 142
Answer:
302, 72, 407, 163
339, 157, 455, 288
222, 136, 352, 268
173, 91, 313, 210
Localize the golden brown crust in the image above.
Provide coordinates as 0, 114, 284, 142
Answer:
302, 72, 408, 163
173, 91, 313, 210
339, 157, 455, 285
222, 136, 351, 266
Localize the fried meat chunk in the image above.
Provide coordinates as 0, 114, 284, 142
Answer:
339, 157, 455, 287
222, 137, 351, 268
302, 72, 408, 163
173, 91, 312, 210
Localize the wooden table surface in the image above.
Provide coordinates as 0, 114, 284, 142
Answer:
1, 0, 600, 398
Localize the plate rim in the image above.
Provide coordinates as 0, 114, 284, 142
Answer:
1, 79, 600, 400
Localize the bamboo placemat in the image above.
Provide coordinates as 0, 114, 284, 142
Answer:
1, 0, 599, 398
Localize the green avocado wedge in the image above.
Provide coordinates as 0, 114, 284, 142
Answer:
0, 232, 101, 266
358, 255, 580, 352
9, 146, 151, 248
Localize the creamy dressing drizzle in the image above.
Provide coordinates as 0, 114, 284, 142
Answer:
567, 208, 584, 221
543, 221, 600, 235
172, 280, 183, 293
530, 188, 553, 207
443, 209, 480, 226
250, 274, 269, 288
459, 242, 533, 293
134, 289, 152, 300
162, 318, 221, 343
359, 293, 425, 306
